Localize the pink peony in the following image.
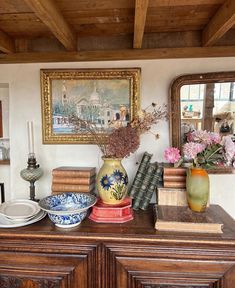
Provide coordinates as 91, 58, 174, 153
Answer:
222, 135, 235, 164
164, 147, 181, 163
189, 130, 213, 145
183, 142, 206, 160
208, 132, 221, 144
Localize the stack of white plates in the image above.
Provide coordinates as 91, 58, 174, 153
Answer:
0, 199, 46, 228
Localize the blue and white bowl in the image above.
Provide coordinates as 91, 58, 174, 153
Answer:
39, 192, 97, 228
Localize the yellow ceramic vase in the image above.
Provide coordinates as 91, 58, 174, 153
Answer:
97, 157, 128, 205
186, 167, 209, 212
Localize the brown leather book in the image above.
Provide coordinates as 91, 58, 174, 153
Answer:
52, 175, 96, 185
51, 182, 95, 193
163, 167, 186, 176
154, 205, 223, 233
163, 174, 186, 182
52, 166, 96, 178
163, 181, 186, 188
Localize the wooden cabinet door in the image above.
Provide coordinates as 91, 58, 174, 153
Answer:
105, 245, 235, 288
0, 244, 99, 288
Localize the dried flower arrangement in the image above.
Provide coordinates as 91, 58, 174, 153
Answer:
70, 103, 168, 159
164, 129, 235, 168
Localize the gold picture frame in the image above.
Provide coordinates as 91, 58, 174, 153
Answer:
41, 68, 141, 144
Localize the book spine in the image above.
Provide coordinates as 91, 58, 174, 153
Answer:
51, 183, 95, 193
52, 176, 95, 185
163, 181, 186, 188
128, 152, 153, 198
163, 175, 186, 182
139, 165, 164, 210
158, 187, 187, 206
52, 170, 95, 178
163, 167, 186, 176
132, 163, 157, 210
52, 190, 96, 195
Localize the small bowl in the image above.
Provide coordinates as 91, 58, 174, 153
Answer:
39, 192, 97, 228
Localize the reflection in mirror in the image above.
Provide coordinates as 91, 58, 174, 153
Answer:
170, 71, 235, 151
180, 82, 235, 144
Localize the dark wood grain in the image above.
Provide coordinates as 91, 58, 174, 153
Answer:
0, 205, 234, 287
0, 0, 235, 61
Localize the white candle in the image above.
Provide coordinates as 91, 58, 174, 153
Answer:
27, 121, 34, 155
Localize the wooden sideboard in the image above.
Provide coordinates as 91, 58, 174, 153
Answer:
0, 205, 234, 288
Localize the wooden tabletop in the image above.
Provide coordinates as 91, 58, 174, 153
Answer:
0, 205, 234, 246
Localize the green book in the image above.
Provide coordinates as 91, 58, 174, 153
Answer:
139, 164, 164, 210
128, 152, 152, 198
132, 162, 157, 210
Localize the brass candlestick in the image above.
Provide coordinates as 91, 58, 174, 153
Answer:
20, 154, 43, 201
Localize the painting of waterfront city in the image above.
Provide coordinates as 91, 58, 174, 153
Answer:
52, 79, 131, 134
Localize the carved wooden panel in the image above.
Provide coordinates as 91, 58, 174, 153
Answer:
0, 276, 60, 288
105, 245, 235, 288
0, 245, 99, 288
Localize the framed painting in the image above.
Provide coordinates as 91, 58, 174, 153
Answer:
41, 68, 141, 144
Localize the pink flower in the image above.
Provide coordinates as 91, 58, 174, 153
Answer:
189, 130, 213, 145
183, 142, 206, 160
209, 132, 221, 144
164, 147, 181, 163
222, 135, 235, 164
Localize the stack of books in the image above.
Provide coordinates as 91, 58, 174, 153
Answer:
163, 167, 186, 188
154, 205, 223, 234
51, 166, 96, 194
128, 152, 164, 210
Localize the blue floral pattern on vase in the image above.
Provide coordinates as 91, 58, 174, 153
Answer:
97, 158, 128, 204
100, 170, 127, 201
100, 175, 113, 190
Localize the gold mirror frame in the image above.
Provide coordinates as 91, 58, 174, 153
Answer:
169, 71, 235, 173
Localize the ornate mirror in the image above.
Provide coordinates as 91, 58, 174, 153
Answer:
169, 71, 235, 172
170, 71, 235, 148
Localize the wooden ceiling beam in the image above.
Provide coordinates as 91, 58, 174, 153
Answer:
23, 0, 77, 51
0, 30, 15, 53
202, 0, 235, 46
133, 0, 149, 49
0, 46, 235, 63
149, 0, 223, 6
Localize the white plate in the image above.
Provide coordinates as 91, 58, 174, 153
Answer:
0, 210, 47, 228
0, 199, 40, 220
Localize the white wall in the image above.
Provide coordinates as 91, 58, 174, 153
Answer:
0, 58, 235, 218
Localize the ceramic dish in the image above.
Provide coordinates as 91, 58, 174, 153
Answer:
39, 192, 97, 215
0, 199, 40, 220
39, 192, 97, 228
0, 210, 47, 228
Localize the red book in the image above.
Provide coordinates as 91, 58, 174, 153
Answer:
52, 166, 96, 178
